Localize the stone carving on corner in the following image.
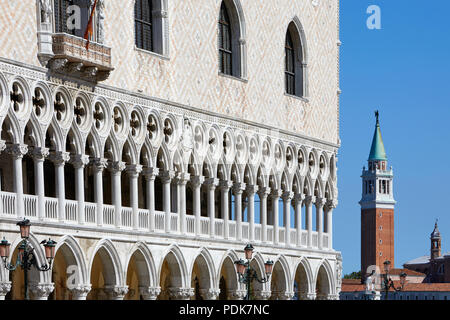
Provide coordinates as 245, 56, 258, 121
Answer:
96, 0, 106, 44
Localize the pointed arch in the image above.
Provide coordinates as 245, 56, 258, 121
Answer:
158, 244, 189, 288
88, 239, 124, 288
218, 0, 247, 78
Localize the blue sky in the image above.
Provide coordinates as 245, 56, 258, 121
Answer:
335, 0, 450, 274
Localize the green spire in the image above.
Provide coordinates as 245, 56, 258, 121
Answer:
368, 111, 387, 161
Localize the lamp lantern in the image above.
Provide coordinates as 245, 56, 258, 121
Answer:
17, 219, 31, 239
244, 244, 254, 260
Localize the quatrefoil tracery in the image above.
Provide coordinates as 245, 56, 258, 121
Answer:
130, 111, 141, 137
32, 88, 45, 117
147, 115, 158, 140
54, 93, 66, 122
93, 103, 105, 130
74, 97, 86, 126
112, 107, 123, 133
163, 119, 173, 144
10, 83, 24, 113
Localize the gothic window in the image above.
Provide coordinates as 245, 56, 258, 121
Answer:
135, 0, 153, 52
285, 21, 306, 97
218, 2, 232, 75
285, 31, 295, 95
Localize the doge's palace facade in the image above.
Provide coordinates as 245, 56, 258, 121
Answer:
0, 0, 341, 300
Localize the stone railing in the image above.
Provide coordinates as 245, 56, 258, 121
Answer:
0, 192, 331, 250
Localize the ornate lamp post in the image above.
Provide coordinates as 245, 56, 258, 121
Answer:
382, 260, 407, 300
234, 244, 273, 300
0, 219, 57, 300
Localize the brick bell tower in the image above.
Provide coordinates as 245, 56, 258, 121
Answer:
360, 111, 396, 278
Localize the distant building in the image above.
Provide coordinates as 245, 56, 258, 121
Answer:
403, 222, 450, 283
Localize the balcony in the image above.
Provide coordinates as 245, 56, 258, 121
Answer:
48, 33, 113, 82
0, 191, 331, 250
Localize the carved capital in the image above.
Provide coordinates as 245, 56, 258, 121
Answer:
227, 289, 247, 300
168, 287, 195, 300
232, 182, 246, 195
126, 164, 143, 177
282, 191, 294, 202
109, 161, 126, 173
139, 286, 161, 300
299, 292, 316, 300
142, 167, 159, 180
70, 154, 90, 169
199, 288, 220, 300
218, 180, 233, 191
6, 144, 28, 159
175, 172, 190, 185
253, 290, 271, 300
0, 281, 11, 297
69, 284, 92, 300
294, 193, 305, 204
257, 187, 271, 198
274, 291, 295, 300
91, 158, 108, 171
30, 147, 50, 161
190, 175, 205, 188
270, 189, 283, 200
326, 199, 338, 210
49, 151, 70, 165
304, 195, 316, 206
204, 178, 219, 190
104, 285, 129, 300
160, 170, 175, 183
315, 197, 327, 208
29, 282, 55, 300
246, 184, 259, 195
0, 140, 6, 153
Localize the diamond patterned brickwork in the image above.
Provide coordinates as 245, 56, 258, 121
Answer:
0, 0, 340, 145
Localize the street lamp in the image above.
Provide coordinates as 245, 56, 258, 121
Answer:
0, 219, 57, 300
381, 260, 407, 300
234, 244, 273, 300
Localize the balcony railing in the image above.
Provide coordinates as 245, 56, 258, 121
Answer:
49, 33, 113, 82
0, 192, 331, 250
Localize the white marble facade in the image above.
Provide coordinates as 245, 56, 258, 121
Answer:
0, 0, 341, 300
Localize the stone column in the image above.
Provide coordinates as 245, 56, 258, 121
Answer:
199, 288, 220, 300
161, 170, 175, 233
233, 182, 246, 241
219, 181, 233, 240
7, 144, 28, 218
127, 164, 143, 230
29, 282, 55, 300
294, 194, 305, 247
282, 191, 294, 246
31, 147, 49, 221
92, 158, 108, 227
271, 190, 282, 245
139, 286, 161, 300
142, 168, 159, 232
205, 178, 219, 238
49, 151, 70, 222
109, 161, 126, 227
104, 285, 129, 300
305, 195, 315, 248
70, 154, 89, 225
325, 200, 336, 250
176, 172, 190, 235
0, 282, 11, 300
316, 197, 325, 249
169, 287, 195, 300
191, 176, 204, 236
246, 185, 258, 242
69, 284, 92, 300
258, 187, 270, 243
